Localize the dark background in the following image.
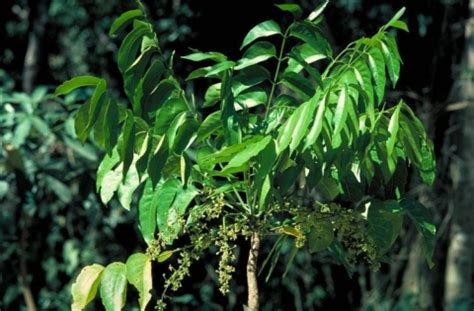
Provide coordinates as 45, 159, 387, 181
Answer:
0, 0, 472, 310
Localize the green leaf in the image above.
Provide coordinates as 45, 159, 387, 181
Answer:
71, 264, 104, 311
54, 76, 101, 96
391, 20, 409, 32
289, 102, 319, 150
235, 88, 267, 111
332, 85, 349, 143
196, 146, 215, 172
147, 136, 168, 187
186, 61, 235, 80
142, 59, 166, 96
383, 7, 406, 31
205, 61, 235, 77
100, 164, 123, 205
241, 20, 282, 50
12, 118, 31, 147
171, 117, 199, 154
235, 42, 276, 70
274, 3, 303, 18
181, 50, 227, 62
379, 37, 401, 87
400, 199, 436, 267
290, 22, 332, 57
154, 99, 187, 135
109, 9, 144, 35
308, 219, 334, 253
203, 83, 221, 107
143, 79, 176, 116
221, 70, 241, 145
387, 103, 401, 155
222, 136, 272, 173
280, 72, 314, 100
100, 262, 128, 311
97, 149, 120, 191
156, 179, 198, 244
255, 139, 277, 209
419, 139, 436, 185
287, 49, 323, 86
138, 180, 158, 245
304, 97, 326, 150
118, 22, 151, 73
367, 47, 386, 104
307, 0, 328, 22
197, 111, 222, 141
117, 161, 140, 210
233, 65, 271, 96
118, 111, 136, 178
367, 200, 403, 256
157, 250, 174, 263
126, 253, 152, 311
167, 112, 197, 154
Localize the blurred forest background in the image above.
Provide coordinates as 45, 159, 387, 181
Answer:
0, 0, 472, 310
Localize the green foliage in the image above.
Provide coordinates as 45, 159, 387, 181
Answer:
0, 81, 138, 310
55, 2, 436, 309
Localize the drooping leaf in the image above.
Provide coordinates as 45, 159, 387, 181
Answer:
400, 199, 436, 267
367, 200, 403, 256
54, 76, 101, 96
147, 136, 168, 187
109, 9, 144, 35
71, 264, 104, 311
241, 20, 282, 49
387, 103, 401, 155
138, 180, 158, 245
126, 253, 152, 311
221, 70, 241, 145
118, 22, 152, 73
379, 36, 401, 87
332, 84, 349, 145
367, 47, 386, 104
254, 139, 277, 209
118, 111, 136, 178
304, 96, 326, 150
100, 262, 128, 311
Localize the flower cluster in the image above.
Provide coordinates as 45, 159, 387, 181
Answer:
146, 235, 166, 261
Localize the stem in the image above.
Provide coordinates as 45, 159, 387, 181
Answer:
265, 26, 291, 119
246, 232, 261, 311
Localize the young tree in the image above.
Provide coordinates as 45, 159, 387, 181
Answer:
55, 2, 436, 310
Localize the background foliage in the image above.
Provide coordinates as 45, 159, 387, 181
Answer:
0, 0, 471, 310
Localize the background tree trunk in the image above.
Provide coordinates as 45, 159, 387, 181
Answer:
22, 0, 49, 93
444, 0, 474, 309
